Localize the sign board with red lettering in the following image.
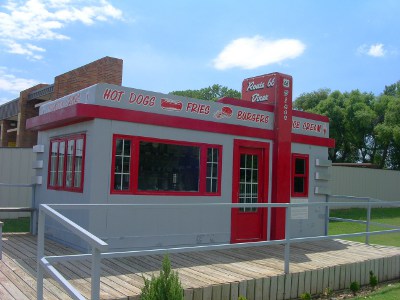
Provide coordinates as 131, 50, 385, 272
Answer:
241, 73, 279, 104
39, 83, 276, 131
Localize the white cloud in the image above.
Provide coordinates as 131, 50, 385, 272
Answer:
0, 67, 39, 95
358, 43, 386, 57
0, 0, 123, 60
213, 35, 306, 70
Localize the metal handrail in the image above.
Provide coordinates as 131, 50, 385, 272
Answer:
36, 200, 400, 300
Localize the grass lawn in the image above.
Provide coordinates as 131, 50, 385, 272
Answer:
355, 281, 400, 299
2, 217, 30, 232
329, 207, 400, 247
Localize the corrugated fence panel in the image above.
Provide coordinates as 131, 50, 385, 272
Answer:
0, 148, 34, 218
331, 166, 400, 202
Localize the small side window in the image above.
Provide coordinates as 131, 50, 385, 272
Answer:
292, 154, 309, 197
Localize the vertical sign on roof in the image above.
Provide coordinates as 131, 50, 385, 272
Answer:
242, 72, 293, 240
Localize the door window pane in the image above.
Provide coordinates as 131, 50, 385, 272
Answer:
239, 154, 259, 212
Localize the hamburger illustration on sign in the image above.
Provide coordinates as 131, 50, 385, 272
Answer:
214, 106, 233, 119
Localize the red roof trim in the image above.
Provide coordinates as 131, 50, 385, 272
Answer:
292, 110, 330, 122
292, 133, 335, 148
26, 104, 335, 148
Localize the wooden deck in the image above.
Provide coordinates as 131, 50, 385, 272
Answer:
0, 233, 399, 300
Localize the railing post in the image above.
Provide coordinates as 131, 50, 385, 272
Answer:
284, 206, 290, 274
325, 195, 330, 236
267, 204, 271, 241
37, 207, 45, 300
366, 198, 371, 245
0, 221, 3, 260
31, 184, 37, 235
91, 247, 101, 300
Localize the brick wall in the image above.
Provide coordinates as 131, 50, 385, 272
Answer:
16, 84, 49, 147
15, 56, 123, 147
53, 56, 123, 99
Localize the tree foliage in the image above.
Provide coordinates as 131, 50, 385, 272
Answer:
294, 83, 400, 169
170, 84, 241, 101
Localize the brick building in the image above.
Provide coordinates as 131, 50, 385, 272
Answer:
0, 56, 123, 148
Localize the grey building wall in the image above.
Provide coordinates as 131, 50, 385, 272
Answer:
0, 148, 35, 218
34, 119, 332, 251
289, 144, 329, 238
35, 118, 277, 251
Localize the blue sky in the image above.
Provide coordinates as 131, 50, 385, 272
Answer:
0, 0, 399, 105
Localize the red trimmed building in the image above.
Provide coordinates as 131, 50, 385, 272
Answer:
23, 58, 334, 251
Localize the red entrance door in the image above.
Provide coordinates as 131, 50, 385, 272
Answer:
231, 140, 269, 243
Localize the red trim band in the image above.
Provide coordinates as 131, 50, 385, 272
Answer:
292, 110, 330, 123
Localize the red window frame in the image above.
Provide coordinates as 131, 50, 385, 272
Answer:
110, 135, 222, 196
47, 134, 86, 193
291, 153, 309, 197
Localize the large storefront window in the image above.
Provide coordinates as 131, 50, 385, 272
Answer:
48, 134, 86, 192
111, 135, 222, 195
291, 154, 309, 197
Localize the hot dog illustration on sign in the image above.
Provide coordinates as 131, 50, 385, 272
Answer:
214, 106, 233, 119
160, 98, 183, 111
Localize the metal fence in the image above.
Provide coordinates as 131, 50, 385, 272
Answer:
36, 199, 400, 300
0, 182, 37, 233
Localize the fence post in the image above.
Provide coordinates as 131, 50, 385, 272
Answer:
366, 198, 371, 245
30, 184, 37, 235
325, 195, 330, 236
284, 206, 291, 274
91, 247, 101, 300
37, 207, 45, 300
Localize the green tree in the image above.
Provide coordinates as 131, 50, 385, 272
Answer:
170, 84, 241, 101
293, 88, 331, 111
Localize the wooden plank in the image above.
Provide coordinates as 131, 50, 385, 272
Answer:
379, 258, 384, 282
345, 264, 351, 288
269, 276, 277, 300
0, 283, 15, 300
297, 272, 305, 297
389, 256, 395, 280
184, 289, 193, 300
328, 267, 335, 291
193, 288, 203, 300
310, 270, 318, 295
221, 283, 230, 300
276, 274, 285, 300
316, 269, 324, 294
304, 270, 311, 295
238, 280, 247, 298
254, 278, 263, 300
246, 279, 255, 300
333, 265, 340, 291
262, 277, 271, 300
322, 268, 329, 291
360, 261, 366, 285
383, 257, 389, 281
284, 274, 291, 300
290, 272, 299, 299
0, 266, 30, 300
203, 286, 212, 300
212, 285, 221, 300
230, 282, 239, 300
350, 263, 356, 283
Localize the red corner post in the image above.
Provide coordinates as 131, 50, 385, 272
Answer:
242, 73, 293, 240
271, 73, 292, 240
